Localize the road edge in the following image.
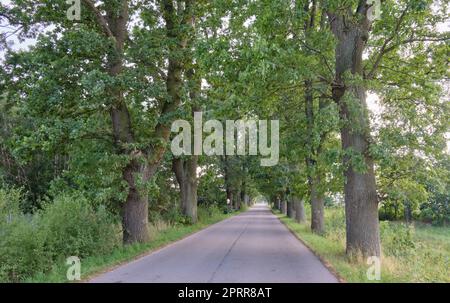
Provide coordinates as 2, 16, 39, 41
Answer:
83, 208, 248, 282
272, 210, 347, 283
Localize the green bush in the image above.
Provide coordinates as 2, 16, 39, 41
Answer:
0, 189, 119, 282
39, 194, 119, 259
380, 221, 416, 257
0, 187, 22, 216
0, 188, 49, 282
0, 215, 49, 282
198, 204, 222, 222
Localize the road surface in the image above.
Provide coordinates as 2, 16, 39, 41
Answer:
90, 204, 338, 283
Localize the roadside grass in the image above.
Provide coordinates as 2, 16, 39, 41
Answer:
275, 206, 450, 283
27, 207, 242, 283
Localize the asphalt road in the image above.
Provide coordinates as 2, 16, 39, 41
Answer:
90, 204, 338, 283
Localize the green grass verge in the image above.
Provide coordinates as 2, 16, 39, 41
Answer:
274, 208, 450, 283
27, 209, 242, 283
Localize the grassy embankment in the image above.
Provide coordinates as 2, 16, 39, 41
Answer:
275, 206, 449, 282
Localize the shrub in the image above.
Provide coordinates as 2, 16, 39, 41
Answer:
0, 189, 120, 282
0, 188, 49, 282
161, 205, 189, 225
324, 207, 346, 244
0, 187, 22, 216
0, 214, 50, 282
202, 204, 224, 221
380, 221, 416, 257
39, 194, 119, 259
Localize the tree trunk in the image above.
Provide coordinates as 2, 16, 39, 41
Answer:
304, 78, 325, 234
172, 64, 201, 223
404, 201, 412, 224
234, 189, 241, 209
294, 196, 306, 223
281, 199, 287, 215
240, 186, 246, 207
287, 198, 295, 219
103, 2, 150, 244
310, 175, 325, 234
172, 157, 198, 223
122, 159, 150, 244
223, 155, 233, 207
329, 11, 381, 257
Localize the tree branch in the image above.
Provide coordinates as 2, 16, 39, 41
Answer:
81, 0, 114, 39
365, 5, 409, 79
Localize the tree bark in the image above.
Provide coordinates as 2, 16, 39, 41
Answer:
287, 197, 295, 218
172, 157, 198, 223
101, 1, 150, 244
244, 194, 250, 206
240, 186, 246, 207
223, 155, 233, 207
304, 79, 325, 234
234, 189, 241, 209
329, 9, 381, 257
171, 63, 201, 223
122, 158, 150, 244
310, 174, 325, 234
404, 201, 412, 224
294, 196, 306, 223
281, 198, 287, 215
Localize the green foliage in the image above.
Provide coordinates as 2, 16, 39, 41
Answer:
0, 189, 118, 282
0, 188, 49, 282
198, 162, 227, 207
197, 204, 223, 222
39, 194, 119, 259
380, 221, 416, 257
0, 214, 49, 282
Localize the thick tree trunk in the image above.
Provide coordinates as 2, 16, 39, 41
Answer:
172, 65, 200, 223
245, 195, 250, 206
304, 79, 325, 234
172, 157, 198, 223
240, 189, 246, 207
293, 196, 306, 223
234, 190, 241, 209
287, 198, 295, 219
341, 122, 380, 257
104, 1, 150, 244
281, 199, 287, 215
122, 158, 150, 244
310, 175, 325, 234
228, 192, 233, 208
183, 177, 198, 223
329, 11, 381, 257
